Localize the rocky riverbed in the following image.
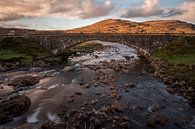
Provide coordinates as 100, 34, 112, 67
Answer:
149, 57, 195, 105
0, 41, 194, 129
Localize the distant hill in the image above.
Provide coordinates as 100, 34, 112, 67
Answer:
0, 19, 194, 34
66, 19, 195, 34
0, 27, 65, 35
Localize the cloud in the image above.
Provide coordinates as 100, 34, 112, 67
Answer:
122, 0, 163, 18
80, 0, 113, 18
161, 8, 183, 17
0, 0, 114, 21
172, 0, 195, 23
0, 0, 50, 21
120, 0, 195, 23
122, 0, 182, 18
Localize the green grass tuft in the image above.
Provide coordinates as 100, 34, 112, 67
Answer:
153, 36, 195, 84
153, 37, 195, 65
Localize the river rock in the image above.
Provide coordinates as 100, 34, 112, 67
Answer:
0, 65, 5, 72
8, 76, 40, 87
84, 84, 90, 88
179, 81, 186, 86
0, 76, 7, 84
78, 78, 84, 85
75, 92, 82, 95
123, 56, 131, 60
67, 98, 74, 103
122, 116, 130, 122
166, 87, 177, 94
94, 119, 101, 126
94, 55, 99, 58
148, 115, 169, 128
111, 102, 126, 112
41, 120, 56, 129
191, 64, 195, 70
91, 99, 98, 105
0, 112, 12, 125
0, 85, 14, 97
120, 122, 129, 128
0, 95, 31, 124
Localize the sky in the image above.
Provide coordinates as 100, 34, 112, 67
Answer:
0, 0, 194, 30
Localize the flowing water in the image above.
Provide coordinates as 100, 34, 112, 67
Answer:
0, 41, 194, 129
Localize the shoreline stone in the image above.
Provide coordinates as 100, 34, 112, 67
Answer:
8, 76, 40, 88
147, 56, 195, 105
0, 95, 31, 125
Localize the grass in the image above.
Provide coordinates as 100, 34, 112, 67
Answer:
0, 37, 50, 57
153, 36, 195, 83
0, 37, 50, 65
0, 50, 32, 65
153, 37, 195, 104
165, 54, 195, 65
153, 37, 195, 65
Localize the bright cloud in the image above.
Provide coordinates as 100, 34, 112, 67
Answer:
120, 0, 195, 23
0, 0, 194, 29
0, 0, 114, 21
173, 0, 195, 23
122, 0, 182, 18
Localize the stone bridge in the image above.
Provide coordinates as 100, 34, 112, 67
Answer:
1, 33, 195, 56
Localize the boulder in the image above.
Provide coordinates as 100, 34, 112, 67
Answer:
75, 92, 82, 95
0, 85, 14, 97
111, 102, 126, 112
191, 64, 195, 70
41, 121, 56, 129
8, 76, 40, 87
166, 87, 177, 94
125, 83, 135, 88
148, 115, 169, 128
0, 112, 12, 125
0, 95, 31, 124
120, 122, 129, 129
94, 55, 99, 58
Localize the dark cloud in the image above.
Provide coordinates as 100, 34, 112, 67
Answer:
161, 9, 183, 17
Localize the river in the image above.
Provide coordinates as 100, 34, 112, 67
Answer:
0, 41, 194, 129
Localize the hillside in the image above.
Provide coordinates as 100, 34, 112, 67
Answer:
66, 19, 195, 33
1, 19, 194, 34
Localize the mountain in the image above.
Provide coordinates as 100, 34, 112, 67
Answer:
66, 19, 195, 33
0, 19, 194, 34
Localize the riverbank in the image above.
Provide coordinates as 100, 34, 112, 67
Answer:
0, 40, 109, 127
0, 39, 109, 72
149, 37, 195, 105
0, 37, 73, 72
